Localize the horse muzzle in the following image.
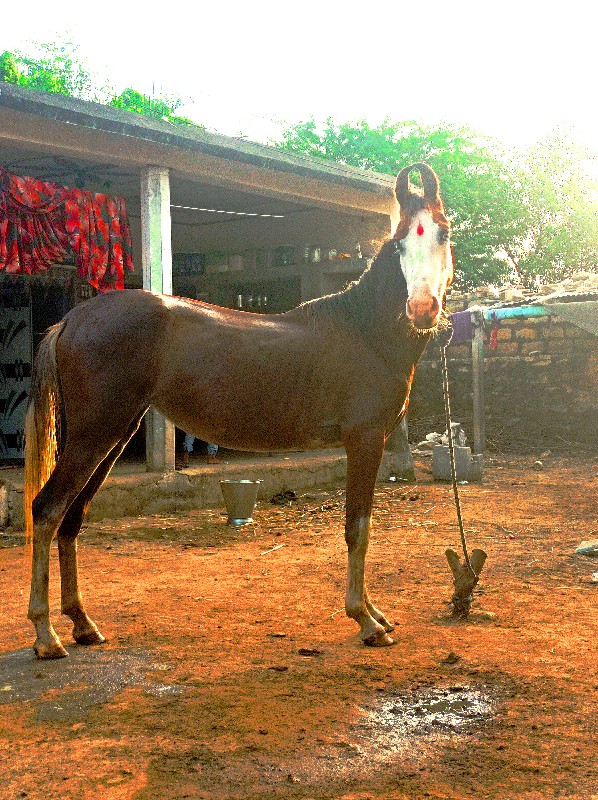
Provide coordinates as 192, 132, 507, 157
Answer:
406, 291, 441, 331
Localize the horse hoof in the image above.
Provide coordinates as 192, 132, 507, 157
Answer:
363, 631, 395, 647
74, 628, 106, 646
381, 621, 395, 634
34, 639, 69, 659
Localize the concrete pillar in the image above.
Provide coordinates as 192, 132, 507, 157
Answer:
140, 166, 175, 472
386, 416, 415, 479
471, 308, 485, 454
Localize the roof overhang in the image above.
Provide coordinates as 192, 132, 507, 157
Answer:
0, 84, 395, 217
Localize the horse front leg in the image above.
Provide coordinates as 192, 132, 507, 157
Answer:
343, 429, 394, 647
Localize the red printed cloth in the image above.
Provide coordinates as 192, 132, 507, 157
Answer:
0, 168, 134, 291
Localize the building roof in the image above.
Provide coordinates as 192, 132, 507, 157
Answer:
0, 83, 394, 198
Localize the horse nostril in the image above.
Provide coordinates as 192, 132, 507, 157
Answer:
406, 293, 441, 329
406, 296, 439, 321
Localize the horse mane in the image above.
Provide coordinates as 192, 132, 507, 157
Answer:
294, 240, 406, 338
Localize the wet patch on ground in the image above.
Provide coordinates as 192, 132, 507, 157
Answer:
278, 682, 498, 788
357, 684, 495, 751
0, 646, 182, 722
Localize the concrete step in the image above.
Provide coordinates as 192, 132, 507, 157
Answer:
1, 450, 402, 531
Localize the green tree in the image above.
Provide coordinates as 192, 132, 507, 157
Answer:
109, 87, 197, 126
0, 40, 102, 101
516, 129, 598, 282
0, 51, 20, 84
277, 118, 596, 288
0, 40, 201, 128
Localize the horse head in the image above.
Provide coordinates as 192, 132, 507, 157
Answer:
393, 163, 453, 332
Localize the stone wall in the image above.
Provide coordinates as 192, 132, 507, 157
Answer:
408, 312, 598, 453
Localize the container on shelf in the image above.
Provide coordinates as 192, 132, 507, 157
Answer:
256, 249, 273, 270
242, 250, 257, 271
273, 245, 295, 267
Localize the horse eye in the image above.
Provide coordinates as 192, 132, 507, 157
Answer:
437, 228, 449, 245
395, 240, 406, 256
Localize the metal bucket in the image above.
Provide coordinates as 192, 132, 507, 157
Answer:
220, 479, 262, 526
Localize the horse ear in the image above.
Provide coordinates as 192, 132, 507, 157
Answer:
394, 165, 414, 208
417, 163, 442, 208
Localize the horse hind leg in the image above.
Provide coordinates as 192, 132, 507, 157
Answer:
28, 451, 105, 659
58, 412, 146, 648
29, 414, 145, 659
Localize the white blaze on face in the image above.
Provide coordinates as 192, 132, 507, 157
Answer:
399, 210, 452, 330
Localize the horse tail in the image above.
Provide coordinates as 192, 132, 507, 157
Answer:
24, 321, 65, 547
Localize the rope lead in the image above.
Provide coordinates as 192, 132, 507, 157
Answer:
440, 342, 476, 578
439, 337, 487, 617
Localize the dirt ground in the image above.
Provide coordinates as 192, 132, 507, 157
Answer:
1, 453, 597, 800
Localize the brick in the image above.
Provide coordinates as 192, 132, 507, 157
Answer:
529, 357, 552, 367
490, 342, 520, 354
515, 327, 537, 340
495, 328, 512, 340
448, 344, 470, 358
520, 342, 548, 355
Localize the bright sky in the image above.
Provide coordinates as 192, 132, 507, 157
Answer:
2, 0, 596, 152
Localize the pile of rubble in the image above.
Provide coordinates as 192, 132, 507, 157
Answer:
412, 423, 468, 456
447, 269, 598, 311
540, 270, 598, 297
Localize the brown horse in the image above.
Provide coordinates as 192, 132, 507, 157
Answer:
25, 163, 453, 659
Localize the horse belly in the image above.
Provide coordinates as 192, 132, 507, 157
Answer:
152, 360, 340, 452
154, 381, 342, 452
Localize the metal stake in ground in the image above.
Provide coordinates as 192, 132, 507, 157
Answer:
439, 339, 487, 618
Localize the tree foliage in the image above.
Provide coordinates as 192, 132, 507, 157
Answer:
1, 41, 595, 288
517, 130, 598, 282
278, 119, 597, 288
109, 87, 197, 126
0, 40, 101, 101
0, 41, 200, 128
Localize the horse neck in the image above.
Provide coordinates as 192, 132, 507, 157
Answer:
296, 241, 431, 369
347, 261, 430, 367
